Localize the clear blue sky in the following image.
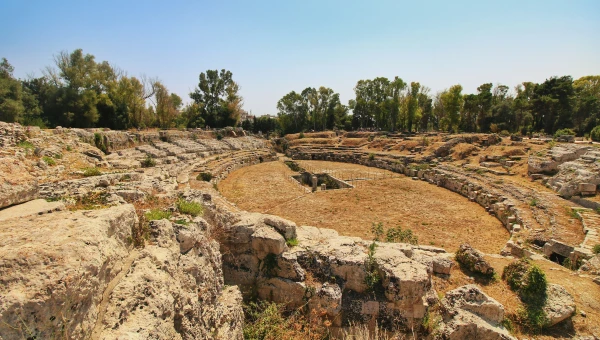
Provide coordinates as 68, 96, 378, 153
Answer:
1, 0, 599, 115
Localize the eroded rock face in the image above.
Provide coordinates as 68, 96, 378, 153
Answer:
440, 285, 515, 340
0, 156, 39, 209
96, 219, 244, 340
455, 243, 495, 276
218, 210, 452, 327
0, 205, 137, 339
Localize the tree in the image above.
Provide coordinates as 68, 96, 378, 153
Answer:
476, 83, 493, 132
531, 76, 574, 134
441, 85, 463, 132
190, 69, 243, 128
406, 82, 420, 132
0, 58, 25, 122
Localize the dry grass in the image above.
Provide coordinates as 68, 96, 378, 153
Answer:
451, 143, 478, 160
220, 160, 509, 253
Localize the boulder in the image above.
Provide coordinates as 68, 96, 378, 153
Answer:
264, 214, 297, 240
543, 284, 576, 327
308, 283, 343, 322
251, 226, 287, 259
0, 157, 39, 209
442, 285, 505, 324
440, 285, 515, 340
456, 243, 495, 276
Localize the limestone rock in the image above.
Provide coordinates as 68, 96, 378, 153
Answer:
257, 278, 306, 309
0, 156, 39, 209
456, 243, 495, 276
543, 283, 576, 327
440, 285, 515, 340
264, 214, 297, 240
0, 205, 137, 339
0, 198, 65, 222
251, 226, 287, 259
442, 285, 505, 324
308, 283, 343, 324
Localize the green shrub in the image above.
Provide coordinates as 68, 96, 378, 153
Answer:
593, 244, 600, 254
385, 226, 418, 245
66, 145, 72, 152
529, 198, 538, 207
83, 167, 102, 177
591, 126, 600, 142
284, 161, 303, 172
554, 128, 576, 138
368, 153, 375, 161
197, 172, 213, 182
502, 259, 548, 331
141, 155, 156, 168
145, 209, 172, 221
216, 132, 223, 140
175, 219, 189, 225
176, 199, 203, 217
42, 156, 56, 166
286, 238, 298, 247
298, 132, 305, 139
500, 130, 511, 137
94, 133, 107, 153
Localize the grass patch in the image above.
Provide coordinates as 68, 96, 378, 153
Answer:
286, 238, 299, 247
175, 219, 189, 225
593, 244, 600, 255
368, 153, 375, 161
197, 172, 213, 182
145, 209, 172, 221
17, 140, 35, 150
83, 167, 102, 177
42, 156, 56, 166
176, 199, 203, 217
529, 198, 538, 207
67, 192, 109, 211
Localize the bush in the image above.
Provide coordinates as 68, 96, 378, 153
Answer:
216, 132, 223, 140
94, 133, 107, 153
368, 153, 375, 161
42, 156, 56, 166
145, 209, 171, 221
500, 130, 511, 137
176, 199, 203, 217
286, 238, 298, 247
298, 131, 305, 139
284, 161, 303, 172
554, 128, 576, 138
592, 244, 600, 254
83, 167, 102, 177
591, 126, 600, 142
197, 172, 213, 182
141, 155, 156, 168
385, 226, 418, 245
502, 259, 548, 331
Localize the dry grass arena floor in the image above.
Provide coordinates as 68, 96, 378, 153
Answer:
219, 159, 509, 253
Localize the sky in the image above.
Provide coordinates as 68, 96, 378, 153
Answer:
1, 0, 599, 115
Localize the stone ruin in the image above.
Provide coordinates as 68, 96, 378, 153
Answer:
0, 123, 595, 339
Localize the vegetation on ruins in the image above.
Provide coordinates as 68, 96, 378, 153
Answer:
502, 259, 549, 331
82, 167, 102, 177
145, 209, 172, 221
592, 244, 600, 255
141, 155, 156, 167
176, 199, 203, 217
42, 156, 55, 166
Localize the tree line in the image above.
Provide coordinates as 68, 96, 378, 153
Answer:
277, 75, 600, 137
0, 49, 243, 130
1, 49, 598, 137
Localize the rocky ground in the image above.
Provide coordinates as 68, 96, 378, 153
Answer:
0, 123, 599, 339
